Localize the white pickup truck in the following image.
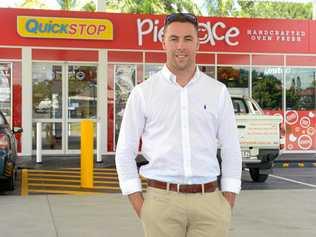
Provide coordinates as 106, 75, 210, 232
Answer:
137, 95, 281, 183
230, 95, 282, 182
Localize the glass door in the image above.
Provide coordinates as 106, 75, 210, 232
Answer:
32, 63, 63, 153
32, 63, 97, 154
67, 64, 97, 153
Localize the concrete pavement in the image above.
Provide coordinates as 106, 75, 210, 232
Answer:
1, 189, 315, 237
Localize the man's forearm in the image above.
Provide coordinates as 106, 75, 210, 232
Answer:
128, 192, 144, 218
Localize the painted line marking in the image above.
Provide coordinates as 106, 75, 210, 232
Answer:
269, 174, 316, 188
66, 168, 116, 171
28, 170, 117, 174
28, 189, 103, 195
27, 177, 147, 185
28, 178, 120, 184
28, 183, 122, 189
28, 173, 118, 178
21, 169, 28, 196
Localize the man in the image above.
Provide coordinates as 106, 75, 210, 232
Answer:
115, 13, 242, 237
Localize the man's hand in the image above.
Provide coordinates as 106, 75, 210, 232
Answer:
222, 192, 236, 209
128, 192, 144, 218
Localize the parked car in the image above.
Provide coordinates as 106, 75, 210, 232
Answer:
0, 111, 22, 191
136, 95, 282, 183
229, 96, 282, 182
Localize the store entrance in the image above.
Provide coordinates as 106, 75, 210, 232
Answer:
32, 63, 97, 154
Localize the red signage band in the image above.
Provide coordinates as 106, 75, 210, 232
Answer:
0, 7, 314, 53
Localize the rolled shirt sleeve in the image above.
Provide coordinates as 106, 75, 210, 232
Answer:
115, 86, 146, 195
217, 86, 242, 194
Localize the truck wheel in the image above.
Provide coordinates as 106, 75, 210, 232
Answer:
249, 168, 269, 182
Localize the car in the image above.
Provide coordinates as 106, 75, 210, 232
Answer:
230, 95, 281, 182
0, 111, 22, 191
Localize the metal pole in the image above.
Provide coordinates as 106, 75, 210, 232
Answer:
80, 120, 94, 188
96, 121, 103, 163
313, 0, 316, 20
36, 122, 42, 164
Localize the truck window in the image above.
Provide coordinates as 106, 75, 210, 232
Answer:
232, 98, 248, 114
252, 102, 259, 112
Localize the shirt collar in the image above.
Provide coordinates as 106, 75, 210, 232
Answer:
161, 64, 201, 86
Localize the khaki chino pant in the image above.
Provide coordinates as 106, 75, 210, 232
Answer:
140, 187, 232, 237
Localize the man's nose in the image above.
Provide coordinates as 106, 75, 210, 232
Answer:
176, 39, 185, 49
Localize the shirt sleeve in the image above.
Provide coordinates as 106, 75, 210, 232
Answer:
217, 86, 242, 194
115, 86, 146, 195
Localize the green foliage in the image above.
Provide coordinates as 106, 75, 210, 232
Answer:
105, 0, 202, 15
81, 1, 96, 12
17, 0, 313, 19
19, 0, 48, 9
203, 0, 237, 17
56, 0, 77, 10
252, 71, 283, 109
237, 1, 313, 19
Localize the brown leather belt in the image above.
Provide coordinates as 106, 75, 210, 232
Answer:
147, 179, 217, 193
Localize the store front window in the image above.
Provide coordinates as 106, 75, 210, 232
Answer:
252, 67, 283, 111
285, 68, 316, 151
0, 63, 12, 124
114, 64, 136, 146
144, 64, 162, 80
199, 65, 215, 78
217, 66, 249, 96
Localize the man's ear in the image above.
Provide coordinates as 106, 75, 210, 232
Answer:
162, 35, 166, 50
196, 38, 200, 50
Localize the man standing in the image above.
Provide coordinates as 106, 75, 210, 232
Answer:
115, 13, 242, 237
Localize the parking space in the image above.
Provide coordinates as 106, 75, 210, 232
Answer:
242, 167, 316, 190
1, 166, 315, 196
18, 168, 145, 195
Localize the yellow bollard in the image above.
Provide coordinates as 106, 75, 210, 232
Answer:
80, 120, 94, 188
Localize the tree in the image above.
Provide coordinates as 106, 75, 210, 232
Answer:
200, 0, 313, 19
237, 1, 313, 19
104, 0, 202, 15
203, 0, 238, 17
82, 1, 96, 12
19, 0, 48, 9
252, 71, 283, 109
56, 0, 77, 10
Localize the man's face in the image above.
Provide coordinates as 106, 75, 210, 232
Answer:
162, 22, 199, 72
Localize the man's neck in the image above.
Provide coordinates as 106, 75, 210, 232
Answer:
167, 64, 196, 87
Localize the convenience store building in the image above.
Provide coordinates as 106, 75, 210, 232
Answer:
0, 8, 315, 158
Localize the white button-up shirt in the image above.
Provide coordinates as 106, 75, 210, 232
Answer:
115, 65, 242, 195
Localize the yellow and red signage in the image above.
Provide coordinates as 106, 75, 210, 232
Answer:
17, 16, 113, 40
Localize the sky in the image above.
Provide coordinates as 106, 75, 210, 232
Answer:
0, 0, 86, 9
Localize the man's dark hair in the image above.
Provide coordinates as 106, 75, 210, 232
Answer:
163, 13, 199, 33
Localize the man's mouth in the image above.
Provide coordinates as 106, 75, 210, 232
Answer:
176, 54, 187, 59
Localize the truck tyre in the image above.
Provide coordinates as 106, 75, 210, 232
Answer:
249, 168, 269, 182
